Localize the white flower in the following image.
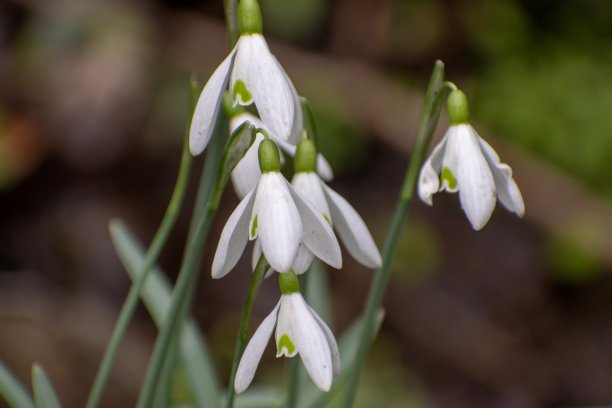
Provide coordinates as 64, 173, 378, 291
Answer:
291, 172, 382, 269
212, 140, 342, 277
189, 30, 301, 155
230, 112, 334, 199
252, 169, 382, 273
418, 123, 524, 230
234, 291, 340, 393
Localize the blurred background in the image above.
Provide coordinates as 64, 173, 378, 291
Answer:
2, 0, 612, 406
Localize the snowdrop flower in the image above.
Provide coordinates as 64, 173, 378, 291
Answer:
235, 271, 340, 393
212, 139, 342, 277
229, 112, 333, 199
189, 0, 302, 155
418, 89, 525, 230
253, 138, 381, 273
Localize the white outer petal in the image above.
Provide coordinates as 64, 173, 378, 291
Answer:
418, 134, 448, 205
291, 173, 330, 219
308, 305, 340, 377
231, 132, 265, 199
252, 173, 302, 272
273, 56, 303, 145
323, 184, 382, 268
292, 245, 315, 274
234, 301, 280, 394
445, 124, 496, 230
288, 182, 342, 269
190, 49, 236, 155
211, 190, 255, 278
252, 239, 276, 278
289, 293, 333, 392
232, 35, 294, 141
316, 154, 334, 181
478, 137, 525, 217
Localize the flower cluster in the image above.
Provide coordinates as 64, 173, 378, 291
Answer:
188, 0, 382, 394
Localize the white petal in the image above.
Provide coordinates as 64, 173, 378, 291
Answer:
189, 48, 236, 156
292, 245, 314, 274
211, 190, 255, 278
289, 293, 333, 392
231, 35, 294, 140
478, 137, 525, 217
272, 56, 303, 145
275, 295, 298, 358
252, 173, 302, 272
291, 173, 330, 219
235, 301, 280, 394
316, 154, 334, 181
444, 125, 496, 230
308, 305, 340, 377
323, 184, 382, 268
418, 134, 448, 205
288, 182, 342, 269
231, 132, 265, 199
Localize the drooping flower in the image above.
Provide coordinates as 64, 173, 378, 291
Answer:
229, 111, 333, 199
212, 139, 342, 278
235, 271, 340, 393
418, 89, 524, 230
252, 138, 382, 273
189, 0, 302, 156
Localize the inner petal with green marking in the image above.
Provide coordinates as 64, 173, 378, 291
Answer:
276, 333, 297, 357
441, 166, 458, 191
250, 215, 258, 239
233, 79, 252, 105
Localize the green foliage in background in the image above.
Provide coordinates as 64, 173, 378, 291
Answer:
466, 0, 612, 198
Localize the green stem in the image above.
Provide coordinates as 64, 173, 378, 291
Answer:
225, 256, 268, 408
340, 60, 448, 407
136, 117, 228, 408
223, 0, 240, 47
85, 83, 198, 408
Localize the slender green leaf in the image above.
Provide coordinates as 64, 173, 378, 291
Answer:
0, 362, 35, 408
226, 256, 268, 408
234, 388, 284, 408
109, 220, 221, 408
32, 364, 62, 408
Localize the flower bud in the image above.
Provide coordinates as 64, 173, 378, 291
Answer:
238, 0, 263, 35
258, 138, 281, 173
294, 138, 317, 173
447, 89, 469, 125
279, 270, 300, 294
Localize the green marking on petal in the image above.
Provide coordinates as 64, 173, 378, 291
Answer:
323, 213, 332, 226
233, 79, 252, 105
277, 333, 296, 356
441, 167, 457, 190
250, 215, 258, 238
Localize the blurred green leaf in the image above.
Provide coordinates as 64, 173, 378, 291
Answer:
0, 362, 35, 408
32, 364, 62, 408
109, 220, 221, 408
